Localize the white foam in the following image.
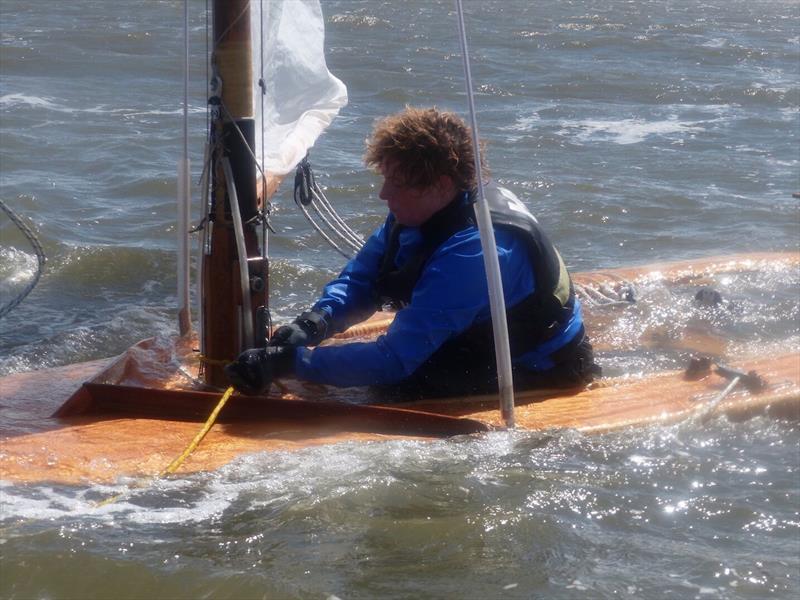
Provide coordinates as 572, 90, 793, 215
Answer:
0, 93, 59, 110
0, 432, 531, 525
702, 38, 728, 48
559, 118, 704, 145
0, 92, 198, 117
0, 247, 36, 292
503, 114, 541, 132
501, 106, 559, 133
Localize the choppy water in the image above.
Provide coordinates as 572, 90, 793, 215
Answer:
1, 1, 798, 598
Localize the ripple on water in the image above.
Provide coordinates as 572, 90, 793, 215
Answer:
1, 418, 798, 598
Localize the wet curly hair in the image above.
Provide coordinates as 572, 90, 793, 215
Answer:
364, 106, 488, 191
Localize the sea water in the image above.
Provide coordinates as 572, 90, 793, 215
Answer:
1, 1, 798, 598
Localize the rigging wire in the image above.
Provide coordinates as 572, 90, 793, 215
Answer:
0, 199, 46, 319
206, 1, 359, 345
310, 186, 364, 249
205, 0, 209, 134
307, 194, 362, 253
294, 191, 354, 260
214, 0, 250, 46
201, 2, 273, 357
292, 158, 365, 258
256, 0, 271, 337
218, 101, 274, 233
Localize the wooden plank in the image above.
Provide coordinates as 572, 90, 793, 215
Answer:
61, 382, 490, 436
1, 252, 797, 484
0, 353, 796, 485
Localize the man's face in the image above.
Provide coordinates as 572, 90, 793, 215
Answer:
379, 160, 454, 227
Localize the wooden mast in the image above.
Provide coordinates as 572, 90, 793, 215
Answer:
201, 0, 267, 386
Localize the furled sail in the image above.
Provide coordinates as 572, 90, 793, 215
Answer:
251, 0, 348, 177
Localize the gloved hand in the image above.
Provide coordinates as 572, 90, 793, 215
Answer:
224, 346, 296, 395
269, 308, 329, 347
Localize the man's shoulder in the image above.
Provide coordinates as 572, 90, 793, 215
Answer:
434, 221, 526, 258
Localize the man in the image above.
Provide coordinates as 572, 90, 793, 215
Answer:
226, 107, 600, 398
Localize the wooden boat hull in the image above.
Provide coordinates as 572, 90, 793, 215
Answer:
1, 352, 797, 485
1, 252, 798, 485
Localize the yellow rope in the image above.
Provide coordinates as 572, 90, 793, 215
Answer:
94, 385, 235, 508
196, 353, 232, 367
160, 385, 234, 475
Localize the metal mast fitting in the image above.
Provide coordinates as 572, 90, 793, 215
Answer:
202, 0, 268, 387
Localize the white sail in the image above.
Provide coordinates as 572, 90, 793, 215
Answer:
251, 0, 348, 176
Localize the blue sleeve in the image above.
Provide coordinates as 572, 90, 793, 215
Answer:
295, 228, 534, 387
312, 219, 390, 334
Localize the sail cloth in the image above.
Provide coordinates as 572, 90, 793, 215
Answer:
251, 0, 348, 177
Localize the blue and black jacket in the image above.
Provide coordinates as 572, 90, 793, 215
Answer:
294, 184, 585, 390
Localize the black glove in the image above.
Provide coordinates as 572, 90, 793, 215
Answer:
224, 346, 296, 395
269, 308, 329, 347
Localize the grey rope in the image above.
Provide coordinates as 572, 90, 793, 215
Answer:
0, 199, 46, 318
296, 200, 353, 260
574, 281, 636, 307
306, 194, 362, 253
311, 186, 364, 249
293, 157, 364, 258
218, 67, 358, 261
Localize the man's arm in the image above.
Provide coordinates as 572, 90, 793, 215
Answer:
270, 217, 391, 349
310, 218, 391, 336
295, 228, 534, 387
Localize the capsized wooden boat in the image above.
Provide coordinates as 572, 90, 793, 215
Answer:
1, 252, 797, 485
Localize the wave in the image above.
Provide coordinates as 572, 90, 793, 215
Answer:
557, 117, 704, 145
0, 247, 37, 294
0, 93, 202, 117
329, 13, 390, 28
0, 93, 59, 110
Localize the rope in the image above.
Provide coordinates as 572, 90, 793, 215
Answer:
161, 386, 235, 475
297, 160, 364, 248
196, 353, 231, 367
295, 199, 353, 259
310, 187, 364, 249
95, 386, 235, 508
696, 376, 740, 425
0, 199, 46, 319
292, 158, 365, 258
574, 281, 636, 307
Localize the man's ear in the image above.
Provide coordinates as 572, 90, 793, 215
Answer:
435, 174, 456, 198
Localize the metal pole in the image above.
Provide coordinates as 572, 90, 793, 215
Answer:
177, 0, 192, 337
454, 0, 515, 427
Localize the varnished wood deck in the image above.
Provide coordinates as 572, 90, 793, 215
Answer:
1, 252, 797, 484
